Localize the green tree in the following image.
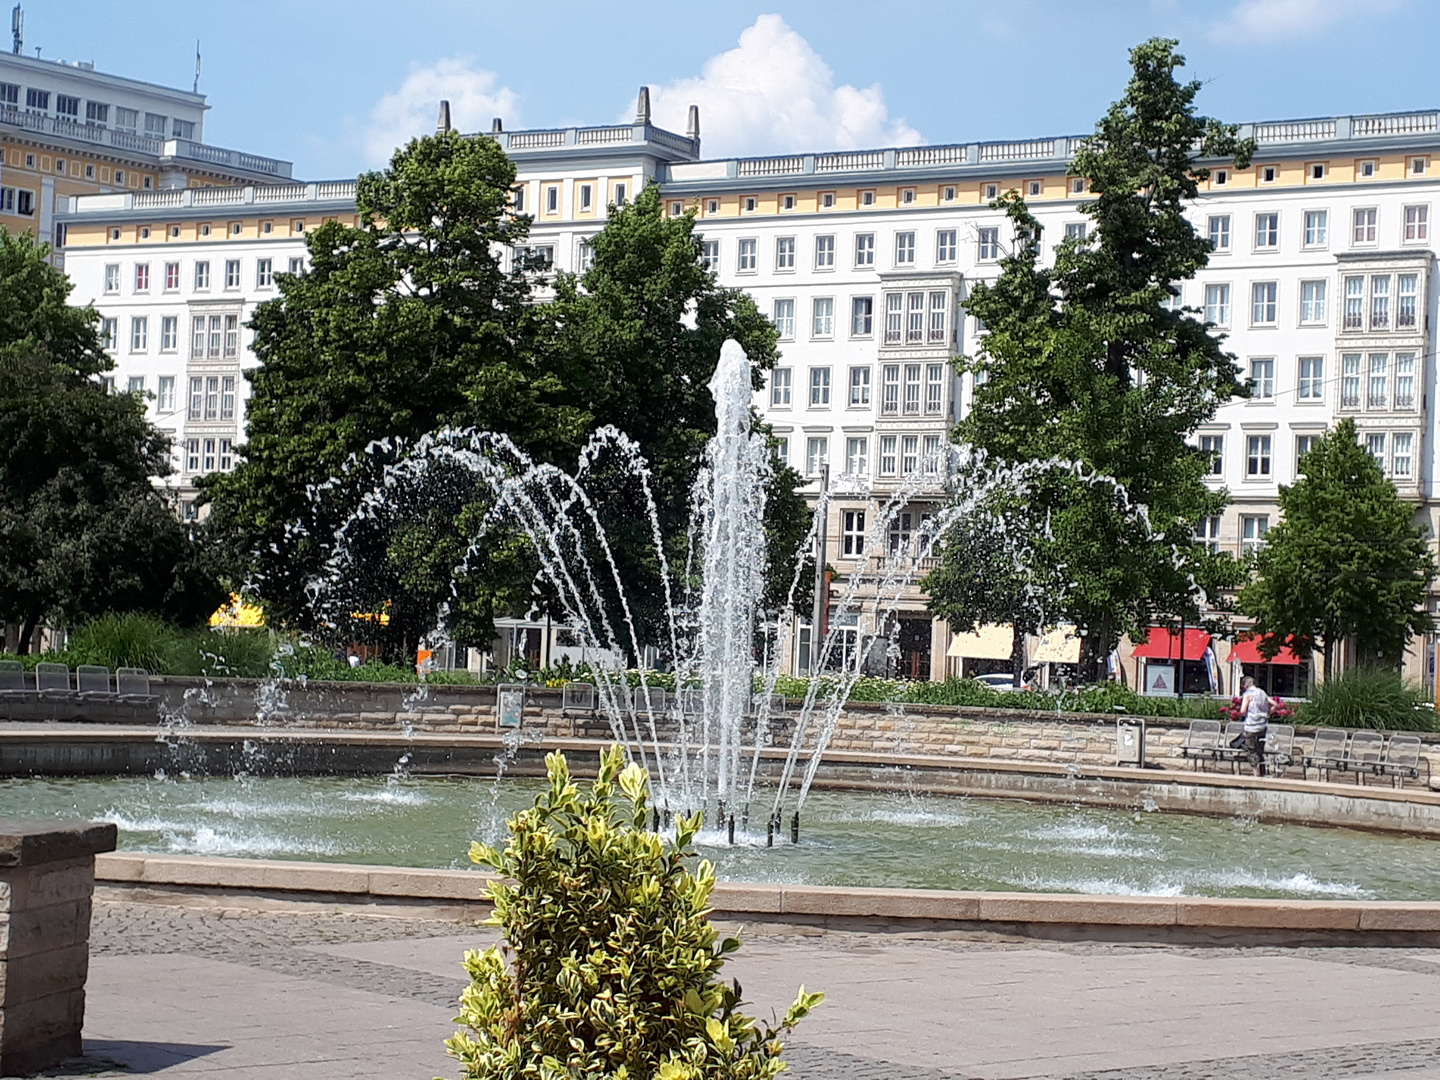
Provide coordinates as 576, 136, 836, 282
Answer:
541, 185, 808, 651
453, 746, 822, 1080
206, 132, 587, 652
941, 38, 1252, 669
0, 232, 223, 648
1237, 418, 1435, 672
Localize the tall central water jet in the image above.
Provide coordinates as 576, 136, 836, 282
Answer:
692, 340, 772, 818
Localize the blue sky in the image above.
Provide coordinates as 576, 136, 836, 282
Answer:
21, 0, 1437, 179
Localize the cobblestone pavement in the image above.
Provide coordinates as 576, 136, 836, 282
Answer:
52, 899, 1440, 1079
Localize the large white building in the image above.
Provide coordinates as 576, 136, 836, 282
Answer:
58, 101, 1440, 690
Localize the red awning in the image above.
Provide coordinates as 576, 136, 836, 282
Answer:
1228, 635, 1306, 666
1132, 628, 1212, 660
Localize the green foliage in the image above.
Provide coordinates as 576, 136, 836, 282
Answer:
452, 747, 821, 1080
0, 233, 224, 649
1302, 669, 1436, 731
1237, 418, 1435, 670
68, 613, 182, 671
947, 39, 1253, 668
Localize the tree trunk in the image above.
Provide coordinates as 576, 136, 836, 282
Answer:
17, 612, 40, 655
1011, 624, 1026, 688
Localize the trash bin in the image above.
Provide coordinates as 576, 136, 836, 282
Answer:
1116, 718, 1146, 767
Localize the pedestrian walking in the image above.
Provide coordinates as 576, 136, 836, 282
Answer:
1238, 675, 1271, 777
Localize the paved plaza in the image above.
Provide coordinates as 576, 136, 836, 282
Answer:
41, 893, 1440, 1080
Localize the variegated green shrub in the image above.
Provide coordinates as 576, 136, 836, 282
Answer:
447, 746, 822, 1080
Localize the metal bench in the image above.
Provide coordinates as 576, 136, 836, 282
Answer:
115, 667, 154, 703
35, 662, 72, 698
1215, 721, 1249, 771
677, 686, 704, 717
1178, 719, 1223, 769
1347, 730, 1385, 784
75, 664, 113, 699
751, 692, 788, 718
637, 685, 668, 718
0, 659, 28, 697
1263, 723, 1297, 777
1304, 727, 1349, 781
561, 681, 596, 716
1376, 734, 1428, 788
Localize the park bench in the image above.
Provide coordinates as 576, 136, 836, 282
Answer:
561, 681, 595, 716
0, 659, 28, 697
35, 662, 73, 700
637, 685, 668, 718
1304, 728, 1349, 780
75, 664, 113, 699
115, 667, 154, 704
1347, 730, 1386, 784
1178, 719, 1223, 769
1215, 721, 1249, 771
677, 686, 704, 717
1263, 724, 1297, 777
751, 692, 788, 719
1375, 734, 1428, 788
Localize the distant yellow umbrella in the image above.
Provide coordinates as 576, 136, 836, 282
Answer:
209, 593, 265, 629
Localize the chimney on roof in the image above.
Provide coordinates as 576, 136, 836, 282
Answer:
686, 104, 699, 142
436, 100, 452, 134
635, 85, 651, 125
491, 117, 503, 133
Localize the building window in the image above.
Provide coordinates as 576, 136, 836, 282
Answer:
905, 291, 925, 344
978, 227, 1000, 261
256, 258, 273, 287
901, 435, 919, 474
772, 298, 795, 339
1218, 513, 1258, 562
186, 438, 200, 474
1299, 280, 1327, 324
134, 264, 150, 292
773, 436, 788, 465
162, 261, 179, 291
700, 240, 719, 271
25, 88, 49, 111
1207, 215, 1230, 251
860, 190, 875, 206
1341, 353, 1362, 408
809, 367, 831, 405
770, 367, 792, 407
900, 187, 916, 205
1353, 208, 1377, 244
1251, 282, 1278, 326
884, 293, 903, 344
1411, 157, 1429, 176
157, 376, 175, 412
851, 296, 873, 336
1065, 222, 1087, 242
511, 186, 526, 213
114, 170, 125, 187
1343, 275, 1364, 330
855, 233, 875, 267
1298, 356, 1324, 400
160, 315, 178, 351
943, 185, 957, 202
879, 435, 898, 476
1246, 434, 1272, 477
1249, 358, 1274, 399
805, 436, 828, 477
929, 291, 948, 343
936, 229, 957, 263
1398, 274, 1418, 329
1026, 180, 1042, 197
1197, 516, 1221, 554
614, 183, 628, 204
1395, 352, 1416, 408
812, 298, 834, 339
100, 318, 116, 350
844, 437, 869, 477
193, 259, 212, 293
1254, 213, 1279, 249
143, 113, 166, 137
1204, 283, 1230, 326
1366, 432, 1387, 472
1309, 162, 1327, 181
1200, 434, 1224, 476
737, 238, 757, 272
902, 363, 923, 414
983, 183, 999, 200
1370, 274, 1390, 330
289, 256, 306, 276
894, 231, 915, 265
225, 260, 240, 288
1296, 433, 1320, 465
545, 186, 559, 214
881, 365, 900, 415
1404, 205, 1429, 242
1303, 210, 1328, 247
925, 363, 945, 414
849, 366, 871, 406
1368, 352, 1389, 409
1393, 432, 1414, 478
842, 510, 867, 556
103, 264, 119, 293
1260, 165, 1278, 184
221, 376, 236, 420
814, 234, 835, 269
126, 374, 145, 394
820, 192, 835, 208
775, 236, 796, 271
0, 82, 15, 106
129, 316, 147, 352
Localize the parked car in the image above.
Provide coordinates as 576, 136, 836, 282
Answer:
973, 672, 1029, 693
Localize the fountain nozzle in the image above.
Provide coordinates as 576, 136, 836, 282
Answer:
727, 815, 735, 845
766, 816, 774, 847
790, 811, 800, 845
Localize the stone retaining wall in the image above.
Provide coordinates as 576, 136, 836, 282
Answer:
5, 675, 1437, 780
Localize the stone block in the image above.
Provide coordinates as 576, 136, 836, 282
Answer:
1356, 903, 1440, 932
1175, 899, 1360, 930
367, 868, 494, 901
711, 882, 783, 914
1, 899, 91, 959
7, 858, 94, 909
0, 944, 89, 1003
977, 893, 1175, 926
0, 821, 115, 869
782, 884, 980, 921
137, 855, 371, 894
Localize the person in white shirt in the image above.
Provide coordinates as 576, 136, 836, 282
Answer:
1238, 675, 1271, 777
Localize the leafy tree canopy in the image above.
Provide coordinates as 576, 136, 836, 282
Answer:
1237, 418, 1435, 671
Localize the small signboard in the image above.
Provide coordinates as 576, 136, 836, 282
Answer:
496, 684, 525, 729
1143, 662, 1178, 697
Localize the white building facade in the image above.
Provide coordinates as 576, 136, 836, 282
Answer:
59, 105, 1440, 687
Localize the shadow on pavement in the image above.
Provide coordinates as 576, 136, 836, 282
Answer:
42, 1041, 231, 1075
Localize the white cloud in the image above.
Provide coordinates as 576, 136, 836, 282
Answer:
641, 14, 921, 157
364, 58, 520, 165
1213, 0, 1402, 40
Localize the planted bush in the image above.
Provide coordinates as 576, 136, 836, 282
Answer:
451, 747, 822, 1080
1303, 669, 1436, 732
68, 613, 181, 671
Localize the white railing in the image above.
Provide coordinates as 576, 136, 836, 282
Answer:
191, 187, 246, 205
131, 190, 186, 208
577, 125, 631, 145
1254, 119, 1337, 142
508, 130, 565, 149
255, 184, 308, 202
316, 180, 357, 199
650, 129, 698, 153
1353, 111, 1439, 136
737, 155, 804, 177
816, 151, 883, 172
896, 145, 967, 167
980, 139, 1056, 162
